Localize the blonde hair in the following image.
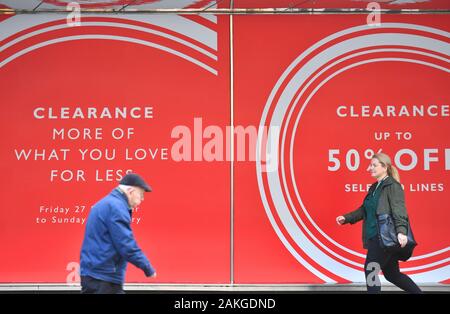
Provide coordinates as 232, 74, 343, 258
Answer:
373, 152, 400, 182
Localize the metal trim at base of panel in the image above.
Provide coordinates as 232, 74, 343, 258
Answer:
0, 283, 449, 292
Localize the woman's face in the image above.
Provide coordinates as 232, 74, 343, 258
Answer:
368, 158, 388, 179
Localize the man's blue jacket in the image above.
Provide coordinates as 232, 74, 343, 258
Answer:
80, 188, 155, 284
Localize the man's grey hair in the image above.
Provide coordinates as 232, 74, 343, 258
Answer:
118, 184, 134, 192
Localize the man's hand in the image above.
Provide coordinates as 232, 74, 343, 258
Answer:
398, 233, 408, 248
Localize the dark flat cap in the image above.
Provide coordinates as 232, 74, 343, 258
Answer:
119, 173, 152, 192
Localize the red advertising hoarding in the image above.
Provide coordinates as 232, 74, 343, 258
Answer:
0, 12, 231, 283
234, 14, 449, 284
0, 7, 448, 285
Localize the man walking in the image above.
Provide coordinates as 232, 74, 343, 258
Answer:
80, 173, 156, 293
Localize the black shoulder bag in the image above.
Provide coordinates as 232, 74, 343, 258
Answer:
377, 214, 417, 261
376, 188, 417, 261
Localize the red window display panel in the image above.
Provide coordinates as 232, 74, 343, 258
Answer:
0, 13, 231, 283
233, 14, 449, 284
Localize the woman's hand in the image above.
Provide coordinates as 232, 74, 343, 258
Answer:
398, 233, 408, 248
336, 216, 345, 225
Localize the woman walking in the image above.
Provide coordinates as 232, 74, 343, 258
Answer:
336, 152, 422, 293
